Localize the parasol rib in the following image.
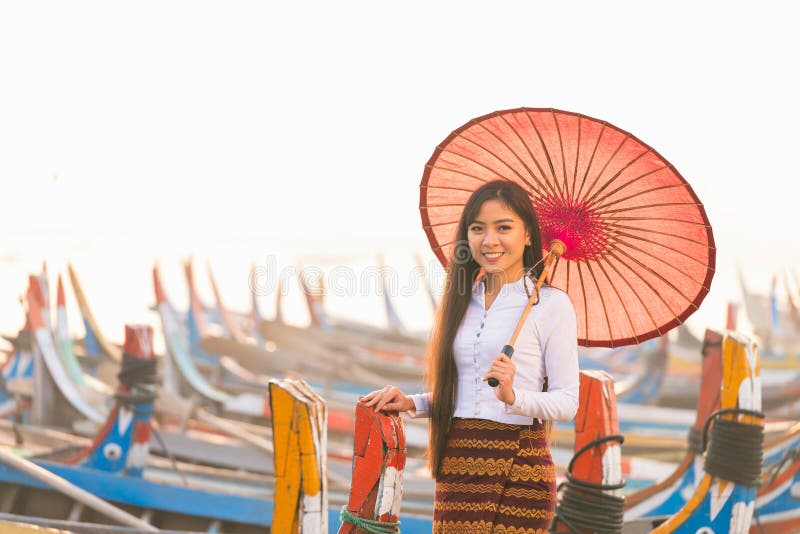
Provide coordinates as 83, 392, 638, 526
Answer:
594, 258, 640, 344
583, 148, 653, 207
422, 219, 460, 229
424, 197, 558, 215
430, 239, 456, 252
607, 244, 698, 310
571, 117, 581, 199
595, 183, 689, 213
565, 255, 571, 300
575, 261, 590, 345
525, 111, 566, 203
609, 223, 711, 248
612, 231, 711, 272
421, 178, 491, 192
458, 128, 542, 194
423, 168, 557, 212
437, 147, 517, 184
552, 110, 569, 198
590, 165, 670, 208
578, 134, 630, 206
605, 215, 709, 227
575, 123, 606, 201
600, 260, 659, 330
601, 255, 660, 336
518, 112, 562, 199
604, 250, 675, 333
471, 118, 553, 196
584, 260, 615, 343
422, 203, 483, 209
498, 113, 560, 199
601, 201, 702, 215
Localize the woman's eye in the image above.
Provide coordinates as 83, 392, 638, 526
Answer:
470, 226, 482, 232
499, 225, 511, 231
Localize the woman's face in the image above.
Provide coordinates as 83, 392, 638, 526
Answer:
467, 199, 529, 282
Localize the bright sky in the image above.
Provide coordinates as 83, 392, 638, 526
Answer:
1, 2, 798, 338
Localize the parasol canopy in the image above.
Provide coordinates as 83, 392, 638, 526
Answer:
420, 108, 715, 347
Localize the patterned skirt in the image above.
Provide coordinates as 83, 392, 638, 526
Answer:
433, 418, 557, 534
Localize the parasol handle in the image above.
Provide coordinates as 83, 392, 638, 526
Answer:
489, 239, 566, 388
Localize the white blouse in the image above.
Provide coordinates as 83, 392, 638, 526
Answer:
409, 275, 579, 424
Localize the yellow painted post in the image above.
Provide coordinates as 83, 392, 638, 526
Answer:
270, 382, 303, 533
269, 379, 327, 534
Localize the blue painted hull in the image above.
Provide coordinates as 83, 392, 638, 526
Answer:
0, 458, 437, 530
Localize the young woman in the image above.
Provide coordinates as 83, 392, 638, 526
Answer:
363, 179, 579, 532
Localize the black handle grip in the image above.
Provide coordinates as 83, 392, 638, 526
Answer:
488, 345, 515, 387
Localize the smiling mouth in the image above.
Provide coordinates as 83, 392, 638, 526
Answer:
483, 252, 504, 259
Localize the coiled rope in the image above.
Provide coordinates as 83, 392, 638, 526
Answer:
114, 352, 157, 406
702, 407, 764, 487
340, 506, 400, 533
550, 434, 626, 534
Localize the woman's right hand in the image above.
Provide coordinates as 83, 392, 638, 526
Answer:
361, 385, 415, 413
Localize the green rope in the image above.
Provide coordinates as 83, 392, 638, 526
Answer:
340, 506, 401, 533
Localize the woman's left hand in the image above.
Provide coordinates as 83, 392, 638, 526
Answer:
483, 353, 516, 405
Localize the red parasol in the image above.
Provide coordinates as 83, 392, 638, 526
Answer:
420, 108, 715, 347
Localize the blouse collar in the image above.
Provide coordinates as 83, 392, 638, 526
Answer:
473, 272, 536, 299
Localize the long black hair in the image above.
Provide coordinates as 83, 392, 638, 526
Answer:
426, 179, 543, 477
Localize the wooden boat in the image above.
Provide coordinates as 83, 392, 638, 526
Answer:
739, 269, 800, 347
752, 424, 800, 532
624, 331, 765, 532
5, 268, 444, 529
64, 262, 431, 456
285, 263, 427, 355
206, 259, 251, 345
23, 275, 106, 429
180, 260, 223, 370
256, 318, 423, 388
155, 263, 436, 453
11, 279, 439, 524
659, 371, 800, 414
1, 327, 34, 419
625, 329, 800, 531
615, 335, 669, 405
0, 324, 274, 531
377, 252, 409, 337
186, 261, 391, 395
264, 281, 695, 409
84, 262, 760, 456
655, 345, 800, 414
54, 275, 115, 401
623, 329, 726, 522
552, 369, 625, 532
414, 250, 439, 314
154, 263, 295, 420
67, 263, 121, 364
3, 294, 438, 531
10, 272, 287, 475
